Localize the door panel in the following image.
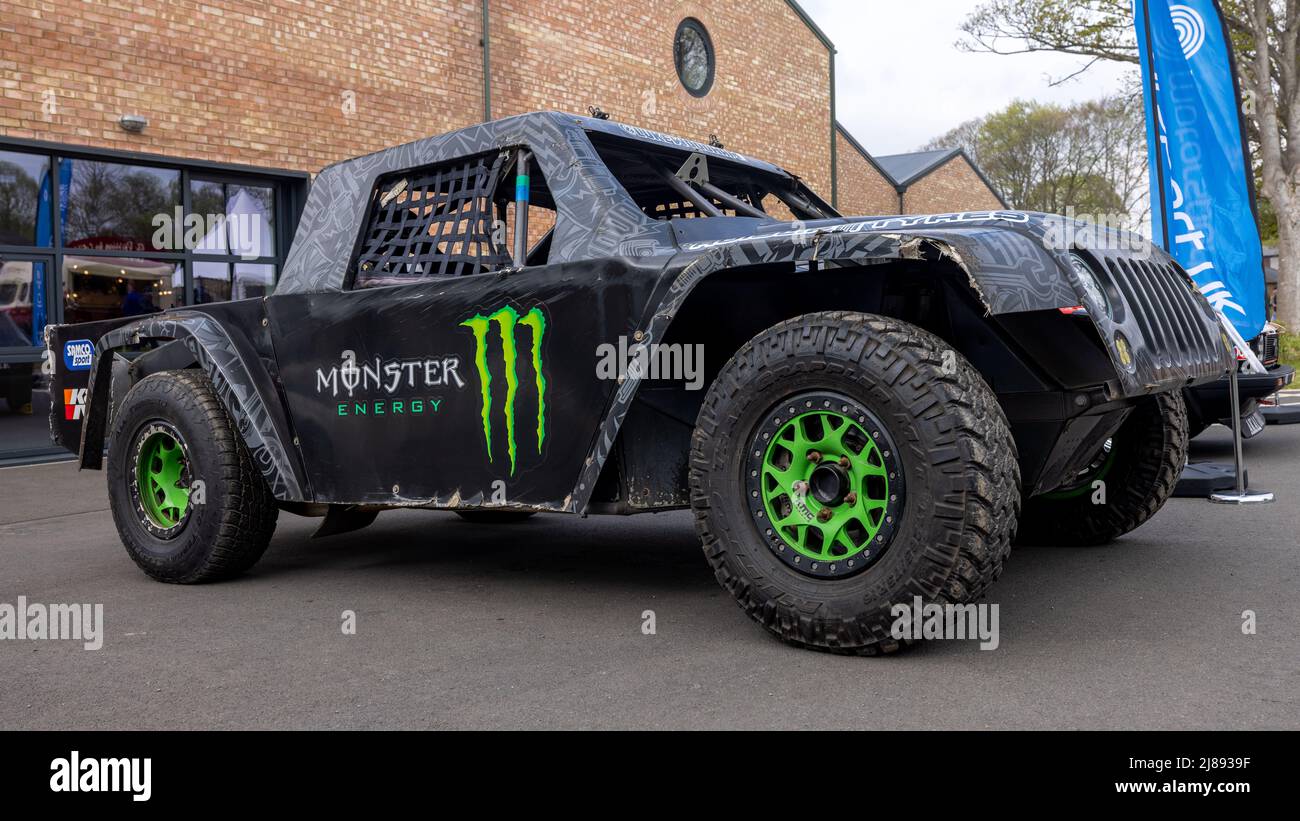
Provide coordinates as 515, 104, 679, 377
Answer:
266, 260, 655, 507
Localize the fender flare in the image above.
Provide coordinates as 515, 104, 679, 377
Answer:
79, 312, 308, 502
565, 221, 1082, 512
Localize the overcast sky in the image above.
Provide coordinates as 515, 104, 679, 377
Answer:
800, 0, 1136, 155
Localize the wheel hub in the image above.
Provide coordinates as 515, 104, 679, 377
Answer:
130, 421, 194, 539
745, 391, 905, 579
809, 462, 850, 506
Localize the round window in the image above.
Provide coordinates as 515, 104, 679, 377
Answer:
674, 18, 715, 97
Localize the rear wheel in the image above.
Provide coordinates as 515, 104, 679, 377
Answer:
107, 370, 278, 583
690, 312, 1020, 655
1017, 392, 1187, 546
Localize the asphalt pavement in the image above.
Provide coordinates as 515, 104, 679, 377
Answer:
2, 419, 1298, 730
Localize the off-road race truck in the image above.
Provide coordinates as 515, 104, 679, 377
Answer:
46, 112, 1233, 654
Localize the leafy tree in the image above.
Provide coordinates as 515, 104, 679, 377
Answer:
0, 160, 41, 245
924, 95, 1146, 223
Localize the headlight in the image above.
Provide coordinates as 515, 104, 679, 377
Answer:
1068, 253, 1111, 320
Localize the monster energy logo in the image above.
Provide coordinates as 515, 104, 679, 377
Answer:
460, 306, 547, 475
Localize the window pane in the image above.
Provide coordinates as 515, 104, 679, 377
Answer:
227, 184, 275, 258
0, 151, 53, 247
0, 259, 47, 347
60, 159, 179, 252
233, 262, 275, 299
63, 256, 183, 324
190, 180, 227, 255
193, 261, 230, 304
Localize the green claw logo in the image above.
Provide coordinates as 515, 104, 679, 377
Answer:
460, 306, 547, 475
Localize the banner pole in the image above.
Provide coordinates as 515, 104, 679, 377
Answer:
1210, 344, 1274, 504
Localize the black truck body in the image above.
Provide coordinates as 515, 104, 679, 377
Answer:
45, 111, 1232, 515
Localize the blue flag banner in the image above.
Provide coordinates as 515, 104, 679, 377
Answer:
1135, 0, 1266, 341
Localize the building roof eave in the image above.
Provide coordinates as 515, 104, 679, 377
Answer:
875, 147, 1011, 209
784, 0, 836, 53
834, 121, 904, 193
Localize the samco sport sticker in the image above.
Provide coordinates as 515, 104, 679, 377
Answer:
62, 339, 94, 371
460, 306, 547, 476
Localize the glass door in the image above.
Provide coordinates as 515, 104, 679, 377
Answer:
0, 254, 55, 459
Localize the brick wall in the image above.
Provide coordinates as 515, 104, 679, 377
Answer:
0, 0, 832, 191
834, 129, 899, 216
0, 0, 488, 171
901, 155, 1006, 214
489, 0, 833, 196
2, 1, 1006, 216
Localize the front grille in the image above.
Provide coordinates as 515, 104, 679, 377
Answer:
1093, 252, 1226, 383
1254, 329, 1279, 365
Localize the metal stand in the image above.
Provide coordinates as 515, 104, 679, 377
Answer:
1210, 364, 1274, 504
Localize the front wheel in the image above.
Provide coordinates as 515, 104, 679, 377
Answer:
1017, 391, 1187, 546
107, 370, 278, 583
690, 312, 1021, 655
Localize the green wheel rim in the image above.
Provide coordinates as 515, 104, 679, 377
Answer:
747, 392, 904, 578
133, 423, 192, 534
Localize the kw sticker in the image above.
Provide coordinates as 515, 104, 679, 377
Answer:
460, 306, 547, 475
63, 388, 87, 420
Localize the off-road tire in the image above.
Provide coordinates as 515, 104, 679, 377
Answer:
1017, 391, 1187, 546
107, 369, 278, 583
689, 311, 1021, 655
454, 510, 536, 524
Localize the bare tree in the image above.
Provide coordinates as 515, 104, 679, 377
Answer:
961, 0, 1298, 330
1240, 0, 1299, 329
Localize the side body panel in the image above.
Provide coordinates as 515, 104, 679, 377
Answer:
266, 257, 664, 508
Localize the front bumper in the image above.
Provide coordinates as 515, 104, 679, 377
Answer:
1186, 365, 1295, 422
